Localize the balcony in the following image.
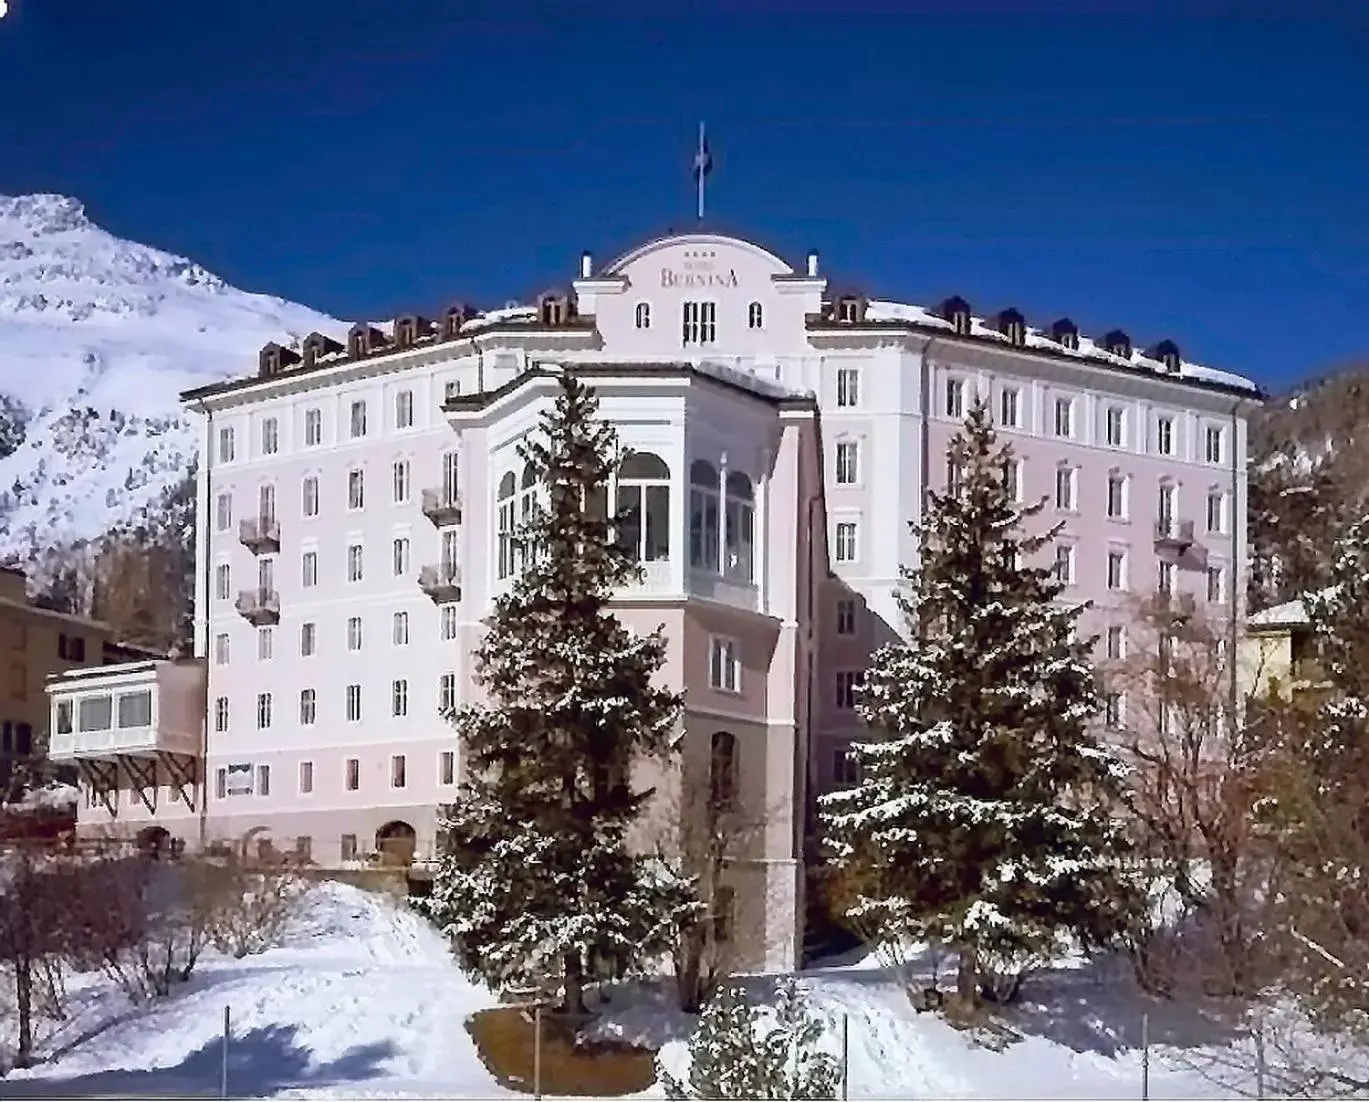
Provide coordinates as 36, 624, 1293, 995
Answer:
418, 562, 461, 603
1154, 518, 1195, 554
46, 659, 205, 763
421, 487, 462, 527
235, 587, 280, 625
239, 515, 281, 554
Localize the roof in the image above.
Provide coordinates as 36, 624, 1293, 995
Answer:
1247, 588, 1335, 630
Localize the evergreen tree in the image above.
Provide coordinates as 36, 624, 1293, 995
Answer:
420, 372, 700, 1014
660, 978, 840, 1100
820, 399, 1135, 1006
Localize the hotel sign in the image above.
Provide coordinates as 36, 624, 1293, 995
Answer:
660, 260, 740, 289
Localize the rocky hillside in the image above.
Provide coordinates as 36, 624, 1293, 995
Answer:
0, 193, 343, 627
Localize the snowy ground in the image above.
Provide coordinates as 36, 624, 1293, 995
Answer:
0, 881, 1303, 1098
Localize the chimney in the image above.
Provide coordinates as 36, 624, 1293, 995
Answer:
580, 251, 592, 279
806, 250, 819, 278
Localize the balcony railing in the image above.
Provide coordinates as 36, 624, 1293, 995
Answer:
421, 487, 462, 527
418, 563, 461, 603
235, 587, 280, 625
48, 721, 200, 761
1154, 517, 1195, 553
239, 515, 281, 554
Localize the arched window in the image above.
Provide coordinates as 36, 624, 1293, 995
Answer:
747, 301, 763, 330
723, 471, 754, 582
615, 452, 671, 562
496, 471, 516, 579
517, 464, 539, 570
635, 302, 651, 330
689, 460, 720, 570
710, 730, 737, 811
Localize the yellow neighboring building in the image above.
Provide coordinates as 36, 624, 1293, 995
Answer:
1240, 590, 1330, 701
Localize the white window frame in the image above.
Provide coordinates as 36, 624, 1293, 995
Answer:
347, 616, 363, 652
393, 611, 410, 646
1156, 414, 1175, 457
1106, 548, 1128, 591
395, 389, 414, 430
1054, 543, 1076, 585
1055, 465, 1077, 512
1106, 471, 1128, 520
1054, 397, 1074, 439
833, 520, 859, 564
945, 377, 965, 419
349, 399, 367, 439
998, 386, 1020, 428
347, 544, 363, 583
304, 407, 322, 447
1204, 424, 1224, 465
835, 367, 859, 408
345, 684, 362, 724
834, 439, 860, 486
708, 636, 742, 694
1105, 405, 1126, 448
347, 469, 365, 511
299, 689, 316, 727
261, 416, 279, 456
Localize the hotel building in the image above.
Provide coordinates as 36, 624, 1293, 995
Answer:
46, 229, 1263, 969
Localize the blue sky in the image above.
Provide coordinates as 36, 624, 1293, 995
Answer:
2, 1, 1367, 390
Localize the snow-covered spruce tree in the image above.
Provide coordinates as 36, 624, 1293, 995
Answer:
820, 398, 1136, 1008
660, 978, 840, 1100
421, 371, 701, 1015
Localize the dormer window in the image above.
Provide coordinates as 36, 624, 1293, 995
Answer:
301, 332, 342, 368
1050, 318, 1079, 351
347, 325, 384, 360
836, 296, 864, 324
748, 301, 764, 330
539, 293, 573, 327
258, 343, 300, 377
635, 302, 651, 330
442, 303, 474, 340
994, 308, 1026, 347
393, 315, 431, 349
940, 296, 972, 336
1103, 329, 1132, 360
1151, 339, 1182, 374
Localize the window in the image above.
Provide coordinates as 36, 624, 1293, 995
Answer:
258, 483, 277, 523
835, 671, 861, 710
348, 469, 365, 510
214, 696, 229, 732
339, 833, 358, 860
441, 529, 459, 573
1105, 406, 1126, 448
681, 301, 717, 345
1106, 624, 1126, 660
392, 460, 410, 503
709, 731, 738, 810
391, 754, 407, 788
299, 760, 313, 794
1054, 544, 1076, 585
835, 599, 856, 636
440, 604, 458, 640
688, 460, 720, 571
257, 765, 271, 798
347, 616, 362, 651
945, 378, 965, 418
214, 633, 230, 666
299, 689, 316, 726
256, 692, 272, 730
834, 521, 858, 563
345, 684, 362, 723
261, 416, 279, 456
496, 471, 517, 580
1158, 559, 1175, 596
724, 471, 756, 582
215, 562, 231, 600
257, 626, 274, 660
349, 400, 367, 439
1054, 397, 1074, 438
345, 758, 360, 791
836, 367, 859, 408
395, 389, 414, 429
747, 301, 763, 329
1206, 490, 1226, 535
215, 769, 227, 800
116, 690, 151, 728
438, 672, 456, 714
302, 476, 319, 517
1055, 466, 1077, 511
1107, 472, 1128, 519
304, 408, 322, 446
834, 747, 861, 787
999, 387, 1020, 428
440, 450, 460, 507
347, 544, 363, 582
1107, 549, 1127, 591
218, 426, 236, 463
1104, 692, 1124, 730
77, 696, 112, 731
634, 302, 651, 329
834, 440, 859, 485
300, 622, 316, 657
1156, 415, 1174, 456
709, 637, 741, 693
1205, 425, 1223, 465
440, 750, 455, 785
1158, 483, 1177, 535
301, 551, 317, 588
392, 679, 408, 717
1003, 458, 1022, 502
1207, 565, 1226, 604
215, 492, 232, 531
615, 452, 671, 563
387, 536, 408, 577
392, 611, 409, 646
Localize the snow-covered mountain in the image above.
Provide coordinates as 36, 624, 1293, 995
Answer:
0, 194, 342, 576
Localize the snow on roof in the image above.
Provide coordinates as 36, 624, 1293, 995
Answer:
1247, 587, 1336, 629
5, 781, 79, 811
866, 300, 1260, 395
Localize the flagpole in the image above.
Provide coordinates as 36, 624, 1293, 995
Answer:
697, 121, 706, 221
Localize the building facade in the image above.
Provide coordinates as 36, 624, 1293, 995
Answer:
48, 229, 1262, 970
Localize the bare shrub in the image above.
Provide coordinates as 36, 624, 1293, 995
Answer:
207, 855, 311, 959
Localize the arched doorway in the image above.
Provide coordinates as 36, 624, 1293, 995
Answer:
376, 821, 417, 867
135, 825, 171, 858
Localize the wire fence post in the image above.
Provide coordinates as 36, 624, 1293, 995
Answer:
221, 1005, 230, 1100
1140, 1011, 1150, 1101
533, 1004, 543, 1101
840, 1012, 850, 1100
